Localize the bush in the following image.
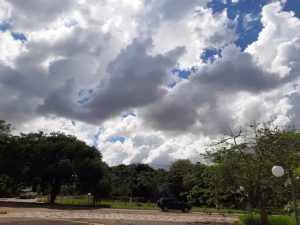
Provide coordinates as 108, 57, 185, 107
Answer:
0, 175, 19, 197
284, 201, 300, 214
239, 215, 295, 225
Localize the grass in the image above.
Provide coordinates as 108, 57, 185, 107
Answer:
239, 214, 295, 225
38, 196, 157, 210
37, 195, 244, 214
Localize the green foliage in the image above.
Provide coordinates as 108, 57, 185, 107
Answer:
284, 201, 300, 214
2, 118, 300, 221
0, 120, 107, 203
0, 121, 25, 197
206, 123, 300, 225
239, 215, 295, 225
110, 163, 159, 200
21, 132, 105, 204
0, 174, 19, 197
168, 159, 194, 197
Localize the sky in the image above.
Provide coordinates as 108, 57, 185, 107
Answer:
0, 0, 300, 168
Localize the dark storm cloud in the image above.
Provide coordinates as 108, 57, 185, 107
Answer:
0, 65, 42, 123
143, 44, 300, 134
194, 45, 281, 92
0, 26, 109, 124
38, 39, 186, 123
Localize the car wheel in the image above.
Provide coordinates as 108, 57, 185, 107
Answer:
163, 206, 168, 212
182, 207, 189, 213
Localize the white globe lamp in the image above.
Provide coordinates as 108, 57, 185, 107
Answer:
272, 165, 284, 177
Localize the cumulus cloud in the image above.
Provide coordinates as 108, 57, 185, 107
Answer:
7, 0, 74, 31
38, 39, 185, 122
1, 0, 300, 166
143, 41, 300, 135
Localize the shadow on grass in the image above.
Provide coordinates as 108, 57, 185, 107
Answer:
0, 201, 111, 210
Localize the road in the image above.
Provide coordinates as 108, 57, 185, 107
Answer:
0, 202, 239, 225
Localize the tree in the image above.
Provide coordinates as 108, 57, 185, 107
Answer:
0, 121, 25, 197
23, 132, 105, 204
168, 159, 194, 197
110, 163, 158, 202
205, 123, 300, 225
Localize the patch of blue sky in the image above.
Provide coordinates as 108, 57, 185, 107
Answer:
0, 23, 27, 42
92, 128, 105, 147
202, 48, 221, 63
106, 136, 125, 144
172, 66, 198, 79
78, 89, 85, 96
0, 22, 10, 31
77, 88, 94, 105
11, 32, 27, 42
207, 0, 270, 51
283, 0, 300, 18
77, 96, 92, 105
121, 112, 136, 118
172, 69, 191, 79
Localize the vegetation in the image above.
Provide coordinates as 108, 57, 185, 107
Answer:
1, 120, 300, 225
0, 120, 107, 204
239, 215, 295, 225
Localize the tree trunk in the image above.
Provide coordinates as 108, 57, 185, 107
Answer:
260, 205, 268, 225
49, 177, 61, 205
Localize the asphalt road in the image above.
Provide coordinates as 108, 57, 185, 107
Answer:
0, 218, 237, 225
0, 201, 239, 225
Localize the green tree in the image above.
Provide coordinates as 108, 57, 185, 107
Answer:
23, 132, 105, 204
0, 121, 25, 197
168, 159, 194, 197
205, 124, 300, 225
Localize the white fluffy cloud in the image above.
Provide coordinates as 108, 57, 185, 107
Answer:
1, 0, 300, 166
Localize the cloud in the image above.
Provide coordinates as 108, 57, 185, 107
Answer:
39, 39, 185, 123
6, 0, 74, 31
151, 5, 236, 67
143, 41, 300, 135
1, 0, 300, 167
246, 2, 300, 76
0, 31, 24, 67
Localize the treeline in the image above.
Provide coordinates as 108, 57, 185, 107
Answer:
0, 118, 235, 207
1, 120, 300, 224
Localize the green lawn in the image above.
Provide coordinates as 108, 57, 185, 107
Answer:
239, 215, 296, 225
38, 195, 244, 213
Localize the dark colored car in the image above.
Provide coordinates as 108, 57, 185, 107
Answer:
157, 197, 192, 212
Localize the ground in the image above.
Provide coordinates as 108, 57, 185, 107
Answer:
0, 201, 239, 225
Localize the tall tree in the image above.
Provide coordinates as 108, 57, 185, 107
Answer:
23, 132, 105, 204
168, 159, 194, 197
205, 124, 299, 225
0, 121, 24, 197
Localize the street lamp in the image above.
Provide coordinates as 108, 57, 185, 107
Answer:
271, 165, 299, 225
238, 186, 252, 217
272, 166, 284, 177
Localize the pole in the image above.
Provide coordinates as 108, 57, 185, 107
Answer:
288, 168, 299, 225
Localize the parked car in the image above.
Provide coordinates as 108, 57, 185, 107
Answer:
19, 188, 37, 199
157, 197, 192, 212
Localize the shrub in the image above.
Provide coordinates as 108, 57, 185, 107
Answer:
239, 215, 295, 225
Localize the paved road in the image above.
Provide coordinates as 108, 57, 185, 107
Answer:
0, 204, 239, 225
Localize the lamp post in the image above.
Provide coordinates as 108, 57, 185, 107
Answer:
238, 186, 252, 218
272, 165, 299, 225
238, 186, 246, 215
